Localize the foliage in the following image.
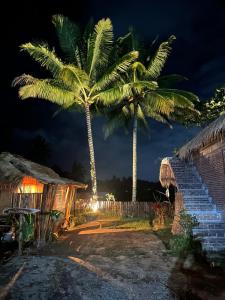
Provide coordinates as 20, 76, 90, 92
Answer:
179, 209, 199, 236
49, 210, 63, 221
21, 214, 35, 242
182, 87, 225, 126
169, 234, 192, 255
169, 209, 199, 256
105, 193, 116, 201
70, 199, 93, 226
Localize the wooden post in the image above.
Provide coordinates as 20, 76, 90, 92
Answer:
18, 214, 23, 255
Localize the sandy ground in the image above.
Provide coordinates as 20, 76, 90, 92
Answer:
1, 219, 225, 300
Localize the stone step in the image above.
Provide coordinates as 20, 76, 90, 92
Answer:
184, 195, 212, 200
178, 183, 203, 189
176, 178, 202, 186
193, 228, 225, 237
185, 204, 215, 210
169, 157, 225, 253
189, 211, 222, 222
172, 170, 197, 174
200, 236, 225, 243
202, 243, 225, 252
196, 222, 225, 230
175, 176, 201, 182
185, 203, 213, 208
181, 189, 208, 196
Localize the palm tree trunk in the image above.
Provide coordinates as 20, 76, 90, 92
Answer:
85, 104, 97, 200
132, 104, 138, 202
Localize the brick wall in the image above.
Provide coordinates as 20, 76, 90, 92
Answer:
193, 139, 225, 213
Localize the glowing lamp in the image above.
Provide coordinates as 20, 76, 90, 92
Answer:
91, 201, 98, 212
17, 176, 44, 193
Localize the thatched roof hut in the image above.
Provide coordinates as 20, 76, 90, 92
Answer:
178, 114, 225, 159
0, 152, 87, 244
0, 152, 86, 189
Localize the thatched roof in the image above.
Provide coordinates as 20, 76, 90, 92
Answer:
178, 114, 225, 159
0, 152, 86, 188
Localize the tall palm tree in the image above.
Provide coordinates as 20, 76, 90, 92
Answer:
13, 15, 138, 200
102, 34, 199, 202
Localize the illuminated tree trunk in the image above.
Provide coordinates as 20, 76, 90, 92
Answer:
85, 104, 97, 200
132, 104, 138, 202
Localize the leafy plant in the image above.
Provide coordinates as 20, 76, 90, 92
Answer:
49, 210, 63, 221
21, 214, 35, 242
169, 209, 199, 256
179, 209, 199, 236
105, 193, 116, 201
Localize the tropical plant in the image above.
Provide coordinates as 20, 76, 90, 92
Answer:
13, 15, 138, 200
105, 192, 116, 201
183, 87, 225, 126
169, 209, 199, 256
103, 32, 199, 202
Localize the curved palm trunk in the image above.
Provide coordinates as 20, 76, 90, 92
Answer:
132, 105, 138, 202
85, 104, 97, 200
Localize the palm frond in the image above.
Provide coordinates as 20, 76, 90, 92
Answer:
147, 35, 176, 79
83, 18, 94, 41
15, 75, 79, 107
59, 65, 89, 92
93, 51, 138, 91
87, 18, 113, 79
143, 92, 175, 115
145, 108, 173, 128
132, 61, 148, 79
137, 104, 148, 128
131, 80, 158, 94
20, 43, 63, 77
52, 14, 81, 63
103, 113, 128, 138
96, 84, 133, 105
156, 89, 198, 106
12, 74, 37, 87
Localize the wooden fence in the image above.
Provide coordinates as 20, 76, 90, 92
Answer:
74, 200, 154, 218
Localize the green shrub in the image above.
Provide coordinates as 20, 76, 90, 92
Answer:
21, 214, 35, 242
179, 209, 199, 237
169, 209, 199, 256
169, 235, 192, 255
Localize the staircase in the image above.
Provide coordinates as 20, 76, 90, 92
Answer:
169, 157, 225, 252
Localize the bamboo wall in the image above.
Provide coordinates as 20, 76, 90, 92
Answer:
0, 190, 13, 213
3, 183, 77, 244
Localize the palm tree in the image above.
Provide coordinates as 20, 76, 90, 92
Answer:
13, 15, 138, 200
102, 34, 199, 202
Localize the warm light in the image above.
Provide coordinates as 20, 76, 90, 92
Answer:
16, 176, 44, 193
91, 201, 98, 212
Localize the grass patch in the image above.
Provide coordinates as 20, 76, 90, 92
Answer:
105, 217, 151, 231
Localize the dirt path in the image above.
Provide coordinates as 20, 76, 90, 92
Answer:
0, 219, 177, 300
1, 219, 225, 300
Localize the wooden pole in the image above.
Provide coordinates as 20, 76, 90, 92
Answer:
18, 214, 23, 255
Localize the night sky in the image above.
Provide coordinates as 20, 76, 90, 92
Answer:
2, 0, 225, 181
